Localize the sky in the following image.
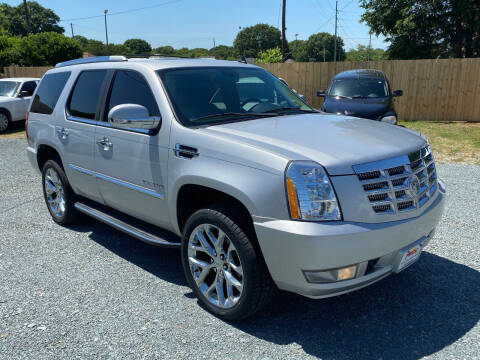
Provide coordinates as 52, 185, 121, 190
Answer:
4, 0, 387, 51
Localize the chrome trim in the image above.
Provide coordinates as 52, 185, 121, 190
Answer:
174, 144, 199, 159
69, 164, 95, 176
74, 202, 179, 248
66, 115, 152, 134
55, 56, 127, 68
95, 172, 164, 199
68, 164, 164, 199
66, 115, 98, 125
353, 145, 438, 215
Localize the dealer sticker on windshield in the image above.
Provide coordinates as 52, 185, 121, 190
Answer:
397, 244, 422, 272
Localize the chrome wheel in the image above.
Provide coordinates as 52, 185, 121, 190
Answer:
0, 113, 8, 132
188, 224, 244, 309
44, 168, 66, 218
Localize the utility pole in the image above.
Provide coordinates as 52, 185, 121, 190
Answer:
281, 0, 286, 61
367, 32, 372, 61
323, 46, 326, 62
333, 0, 338, 62
70, 23, 74, 38
213, 38, 216, 50
104, 10, 109, 55
22, 0, 31, 34
295, 33, 298, 41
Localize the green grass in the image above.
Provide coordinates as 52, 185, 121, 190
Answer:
399, 121, 480, 164
0, 121, 26, 139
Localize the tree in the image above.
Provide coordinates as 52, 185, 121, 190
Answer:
124, 38, 152, 55
289, 40, 307, 61
360, 0, 480, 59
0, 35, 21, 67
0, 1, 63, 36
18, 32, 82, 66
153, 45, 176, 55
256, 47, 283, 64
209, 45, 237, 60
345, 44, 387, 61
233, 24, 282, 58
305, 32, 345, 62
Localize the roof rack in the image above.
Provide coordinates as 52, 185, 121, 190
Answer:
55, 56, 128, 68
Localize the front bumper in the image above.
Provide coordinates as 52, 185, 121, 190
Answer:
254, 180, 446, 298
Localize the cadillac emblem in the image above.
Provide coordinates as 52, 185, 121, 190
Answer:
406, 174, 420, 198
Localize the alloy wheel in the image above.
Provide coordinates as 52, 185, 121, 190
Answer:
0, 114, 8, 132
44, 168, 66, 218
187, 223, 244, 309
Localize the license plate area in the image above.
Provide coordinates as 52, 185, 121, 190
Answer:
393, 243, 422, 273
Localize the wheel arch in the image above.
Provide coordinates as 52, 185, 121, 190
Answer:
37, 143, 64, 171
0, 107, 12, 120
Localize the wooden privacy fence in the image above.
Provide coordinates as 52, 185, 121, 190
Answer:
260, 58, 480, 122
4, 58, 480, 121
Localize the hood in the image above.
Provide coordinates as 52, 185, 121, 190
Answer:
323, 97, 392, 120
199, 113, 426, 175
0, 96, 14, 102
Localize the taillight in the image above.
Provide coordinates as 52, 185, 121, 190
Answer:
25, 111, 29, 144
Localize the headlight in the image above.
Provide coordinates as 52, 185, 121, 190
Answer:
381, 115, 397, 125
285, 161, 341, 221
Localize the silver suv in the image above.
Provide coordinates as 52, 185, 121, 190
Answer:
26, 56, 445, 320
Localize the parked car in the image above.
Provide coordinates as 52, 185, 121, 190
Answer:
0, 77, 39, 133
26, 56, 445, 320
317, 69, 403, 125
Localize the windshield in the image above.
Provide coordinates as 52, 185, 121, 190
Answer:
0, 81, 20, 97
157, 67, 315, 126
328, 78, 389, 98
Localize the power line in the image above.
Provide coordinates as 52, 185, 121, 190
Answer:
59, 0, 181, 22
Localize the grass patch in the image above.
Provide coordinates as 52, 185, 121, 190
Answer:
399, 121, 480, 164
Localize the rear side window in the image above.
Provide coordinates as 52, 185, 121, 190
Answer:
68, 70, 107, 120
30, 72, 71, 115
106, 70, 160, 119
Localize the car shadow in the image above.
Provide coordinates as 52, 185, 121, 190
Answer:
69, 220, 479, 359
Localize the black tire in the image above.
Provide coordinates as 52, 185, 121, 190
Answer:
181, 204, 274, 320
0, 109, 11, 133
41, 159, 79, 225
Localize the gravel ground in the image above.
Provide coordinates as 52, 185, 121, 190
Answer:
1, 138, 479, 360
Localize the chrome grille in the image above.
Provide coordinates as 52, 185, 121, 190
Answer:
353, 145, 438, 214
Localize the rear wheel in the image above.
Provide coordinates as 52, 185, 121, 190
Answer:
0, 111, 10, 133
181, 205, 274, 320
42, 160, 79, 225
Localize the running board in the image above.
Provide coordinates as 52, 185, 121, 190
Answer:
74, 202, 181, 248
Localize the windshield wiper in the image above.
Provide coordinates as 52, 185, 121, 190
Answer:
351, 95, 369, 99
191, 112, 275, 123
329, 94, 352, 99
261, 107, 318, 114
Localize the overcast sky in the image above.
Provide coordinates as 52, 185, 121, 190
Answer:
5, 0, 387, 50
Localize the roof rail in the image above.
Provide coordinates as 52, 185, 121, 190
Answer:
55, 56, 128, 68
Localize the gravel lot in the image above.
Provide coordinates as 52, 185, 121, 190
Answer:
1, 138, 479, 360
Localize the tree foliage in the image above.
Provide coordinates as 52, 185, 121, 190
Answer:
0, 1, 63, 36
0, 35, 21, 67
304, 32, 345, 62
256, 47, 283, 64
288, 40, 307, 62
209, 45, 237, 60
345, 45, 387, 61
233, 24, 282, 58
124, 38, 152, 55
360, 0, 480, 59
18, 32, 82, 66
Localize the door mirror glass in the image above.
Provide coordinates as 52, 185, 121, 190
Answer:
392, 89, 403, 97
108, 104, 160, 130
316, 90, 325, 97
18, 90, 31, 97
298, 94, 308, 103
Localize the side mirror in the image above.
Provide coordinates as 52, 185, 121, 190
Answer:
316, 90, 325, 97
108, 104, 160, 130
18, 90, 31, 97
392, 90, 403, 97
298, 94, 308, 103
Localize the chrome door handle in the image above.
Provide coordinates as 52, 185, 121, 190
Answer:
96, 137, 113, 150
56, 127, 69, 139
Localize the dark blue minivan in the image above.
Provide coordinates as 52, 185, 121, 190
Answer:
317, 69, 403, 125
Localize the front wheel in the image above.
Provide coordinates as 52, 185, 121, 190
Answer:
181, 205, 274, 320
0, 111, 10, 133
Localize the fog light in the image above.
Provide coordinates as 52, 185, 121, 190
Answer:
304, 265, 358, 283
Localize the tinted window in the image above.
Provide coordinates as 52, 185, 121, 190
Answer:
20, 81, 37, 96
0, 81, 19, 97
30, 72, 70, 114
328, 79, 389, 98
106, 70, 160, 119
68, 70, 107, 119
158, 67, 312, 126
